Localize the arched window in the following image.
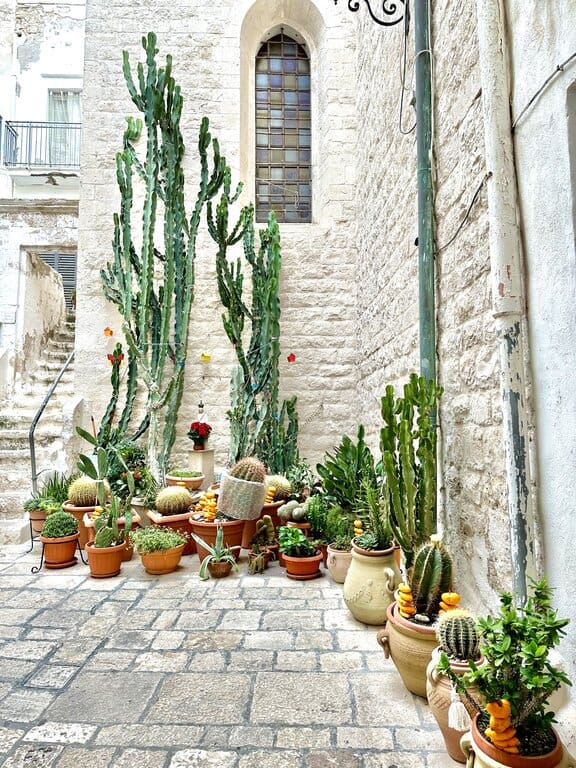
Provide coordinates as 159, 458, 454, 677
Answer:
255, 33, 311, 224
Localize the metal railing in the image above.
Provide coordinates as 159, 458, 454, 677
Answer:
29, 350, 75, 495
2, 121, 81, 169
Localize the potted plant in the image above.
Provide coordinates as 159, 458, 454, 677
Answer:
187, 420, 212, 451
278, 525, 322, 580
441, 579, 574, 768
38, 511, 80, 569
325, 505, 355, 584
247, 514, 277, 573
63, 475, 107, 549
240, 474, 287, 549
277, 498, 311, 535
130, 526, 186, 574
377, 534, 457, 698
217, 457, 267, 522
165, 469, 205, 491
191, 525, 240, 580
24, 471, 73, 535
426, 610, 483, 763
147, 485, 196, 554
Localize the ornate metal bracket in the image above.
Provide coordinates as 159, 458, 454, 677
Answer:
334, 0, 405, 27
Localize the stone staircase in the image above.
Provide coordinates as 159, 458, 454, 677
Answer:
0, 315, 76, 544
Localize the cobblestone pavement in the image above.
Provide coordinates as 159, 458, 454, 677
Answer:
0, 543, 459, 768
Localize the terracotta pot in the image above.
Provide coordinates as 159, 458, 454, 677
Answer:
139, 543, 185, 575
278, 550, 286, 568
189, 518, 245, 562
39, 533, 79, 569
122, 541, 134, 562
460, 715, 572, 768
84, 512, 141, 546
192, 441, 206, 451
207, 560, 233, 578
377, 601, 437, 698
62, 501, 94, 548
326, 545, 352, 583
147, 509, 196, 555
283, 551, 323, 580
85, 541, 125, 578
241, 500, 283, 549
265, 543, 280, 562
166, 473, 205, 491
286, 521, 312, 536
343, 543, 401, 625
131, 496, 150, 526
29, 508, 48, 535
248, 549, 271, 573
426, 647, 485, 763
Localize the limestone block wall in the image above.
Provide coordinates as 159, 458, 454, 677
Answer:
352, 2, 509, 613
76, 0, 359, 470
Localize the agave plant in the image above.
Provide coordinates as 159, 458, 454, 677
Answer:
191, 525, 240, 581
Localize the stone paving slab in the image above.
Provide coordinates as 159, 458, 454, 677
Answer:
0, 543, 461, 767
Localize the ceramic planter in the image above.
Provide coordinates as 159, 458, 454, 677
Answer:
85, 541, 125, 578
283, 551, 323, 580
326, 545, 352, 583
62, 501, 94, 548
377, 601, 437, 698
460, 715, 573, 768
426, 647, 485, 763
189, 518, 245, 562
343, 542, 401, 625
147, 509, 196, 555
139, 543, 185, 575
207, 560, 233, 579
39, 533, 79, 569
241, 500, 283, 549
166, 473, 205, 491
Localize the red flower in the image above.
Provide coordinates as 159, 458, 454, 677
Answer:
287, 353, 296, 363
187, 421, 213, 441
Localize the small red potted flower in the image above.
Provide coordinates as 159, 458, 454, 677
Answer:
187, 420, 212, 451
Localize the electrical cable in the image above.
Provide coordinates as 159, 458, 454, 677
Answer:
436, 172, 491, 253
512, 51, 576, 131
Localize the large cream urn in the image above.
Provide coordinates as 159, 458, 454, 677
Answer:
343, 543, 401, 625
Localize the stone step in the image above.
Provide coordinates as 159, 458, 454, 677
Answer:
0, 428, 62, 447
46, 339, 74, 352
0, 518, 29, 545
0, 491, 30, 520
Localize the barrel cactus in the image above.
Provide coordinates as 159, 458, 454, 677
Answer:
266, 474, 291, 500
218, 457, 267, 521
68, 476, 100, 507
436, 609, 480, 661
155, 486, 193, 516
230, 457, 266, 484
410, 534, 453, 618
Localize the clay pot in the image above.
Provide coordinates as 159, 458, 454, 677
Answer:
265, 543, 280, 562
283, 551, 323, 580
377, 601, 437, 698
62, 502, 94, 548
207, 560, 233, 579
241, 500, 283, 549
426, 647, 484, 763
139, 543, 185, 575
166, 473, 205, 491
189, 518, 245, 562
29, 509, 48, 535
122, 541, 134, 562
39, 533, 79, 569
147, 509, 196, 555
326, 545, 352, 583
286, 521, 312, 536
460, 715, 572, 768
85, 541, 125, 578
343, 542, 401, 625
131, 497, 150, 527
84, 512, 141, 546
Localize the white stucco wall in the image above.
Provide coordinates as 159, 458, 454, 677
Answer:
507, 0, 576, 693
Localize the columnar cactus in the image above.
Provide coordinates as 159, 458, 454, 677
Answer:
436, 610, 480, 661
230, 457, 266, 484
155, 486, 193, 516
253, 515, 275, 547
410, 535, 453, 617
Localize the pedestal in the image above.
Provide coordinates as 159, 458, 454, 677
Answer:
188, 448, 214, 488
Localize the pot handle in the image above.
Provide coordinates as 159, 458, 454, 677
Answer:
376, 627, 390, 659
460, 732, 475, 767
327, 553, 336, 568
383, 566, 396, 596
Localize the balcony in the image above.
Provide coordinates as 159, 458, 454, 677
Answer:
1, 119, 81, 170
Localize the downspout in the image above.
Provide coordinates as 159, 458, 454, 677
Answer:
475, 0, 538, 602
414, 0, 435, 385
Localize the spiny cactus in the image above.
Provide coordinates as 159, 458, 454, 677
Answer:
410, 535, 453, 617
253, 515, 275, 547
155, 486, 192, 516
68, 477, 99, 507
230, 457, 266, 484
436, 610, 480, 661
94, 526, 115, 548
266, 475, 291, 500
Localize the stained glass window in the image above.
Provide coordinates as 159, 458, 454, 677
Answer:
255, 33, 312, 223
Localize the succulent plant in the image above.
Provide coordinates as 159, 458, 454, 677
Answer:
266, 474, 291, 500
436, 609, 480, 661
410, 535, 453, 618
230, 457, 267, 484
252, 515, 275, 547
41, 511, 79, 539
68, 476, 100, 507
155, 486, 193, 516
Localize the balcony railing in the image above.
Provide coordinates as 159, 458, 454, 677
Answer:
1, 120, 81, 169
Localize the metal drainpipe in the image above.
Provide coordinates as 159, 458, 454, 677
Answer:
475, 0, 537, 603
415, 0, 435, 386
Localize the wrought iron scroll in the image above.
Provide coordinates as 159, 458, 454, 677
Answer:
341, 0, 405, 27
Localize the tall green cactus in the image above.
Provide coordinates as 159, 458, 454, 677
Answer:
410, 535, 453, 617
380, 373, 442, 567
207, 183, 299, 472
100, 33, 227, 478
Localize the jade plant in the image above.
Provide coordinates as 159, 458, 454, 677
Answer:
438, 578, 571, 757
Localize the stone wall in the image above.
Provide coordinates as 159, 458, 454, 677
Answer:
76, 0, 359, 470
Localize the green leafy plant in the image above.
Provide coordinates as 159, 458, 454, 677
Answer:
130, 526, 185, 554
437, 578, 571, 750
191, 525, 240, 580
41, 511, 78, 539
278, 526, 316, 558
325, 505, 355, 549
354, 532, 381, 551
305, 494, 330, 542
285, 459, 315, 500
357, 478, 392, 550
317, 425, 376, 512
166, 470, 203, 478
